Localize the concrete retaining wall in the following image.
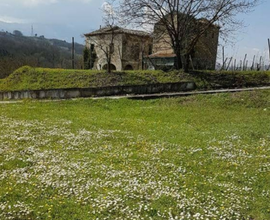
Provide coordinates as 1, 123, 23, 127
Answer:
0, 82, 196, 100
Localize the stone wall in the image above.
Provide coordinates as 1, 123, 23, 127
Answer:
0, 82, 196, 100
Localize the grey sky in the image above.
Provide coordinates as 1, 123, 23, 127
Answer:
0, 0, 269, 65
0, 0, 105, 43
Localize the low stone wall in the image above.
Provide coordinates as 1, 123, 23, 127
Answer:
0, 82, 196, 100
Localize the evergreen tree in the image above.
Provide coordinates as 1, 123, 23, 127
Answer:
83, 47, 90, 69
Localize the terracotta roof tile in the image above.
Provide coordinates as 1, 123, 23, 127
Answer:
148, 52, 176, 58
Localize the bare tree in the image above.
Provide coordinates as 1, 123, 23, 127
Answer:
102, 0, 117, 73
86, 0, 120, 73
119, 0, 259, 71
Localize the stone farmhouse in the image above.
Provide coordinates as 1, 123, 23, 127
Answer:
84, 26, 152, 71
150, 17, 220, 70
84, 18, 219, 70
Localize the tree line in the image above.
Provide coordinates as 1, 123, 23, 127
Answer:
0, 31, 84, 78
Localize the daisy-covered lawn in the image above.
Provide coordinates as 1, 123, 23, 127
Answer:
0, 90, 269, 220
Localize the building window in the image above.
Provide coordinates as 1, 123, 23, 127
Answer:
212, 33, 215, 39
149, 44, 153, 55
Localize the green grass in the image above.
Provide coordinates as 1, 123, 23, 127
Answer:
0, 66, 190, 92
0, 66, 269, 92
189, 70, 270, 89
0, 90, 269, 219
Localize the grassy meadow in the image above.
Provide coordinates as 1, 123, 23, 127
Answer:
0, 90, 269, 219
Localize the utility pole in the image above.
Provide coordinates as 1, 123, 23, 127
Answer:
72, 37, 75, 69
268, 39, 270, 70
222, 46, 225, 68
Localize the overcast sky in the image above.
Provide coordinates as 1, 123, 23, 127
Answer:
0, 0, 105, 43
0, 0, 269, 64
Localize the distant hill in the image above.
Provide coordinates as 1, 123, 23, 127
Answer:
0, 31, 85, 78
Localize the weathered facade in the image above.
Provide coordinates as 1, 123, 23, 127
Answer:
84, 26, 152, 71
150, 17, 220, 70
85, 18, 219, 71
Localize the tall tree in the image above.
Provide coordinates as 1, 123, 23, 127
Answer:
83, 46, 91, 69
119, 0, 259, 71
94, 0, 119, 73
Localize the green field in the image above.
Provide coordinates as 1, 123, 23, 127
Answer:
0, 66, 269, 92
0, 91, 269, 219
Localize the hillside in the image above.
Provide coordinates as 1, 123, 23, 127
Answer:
0, 31, 84, 78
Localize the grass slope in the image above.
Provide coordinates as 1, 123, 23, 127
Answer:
191, 70, 270, 89
0, 66, 269, 92
0, 90, 269, 219
0, 66, 190, 92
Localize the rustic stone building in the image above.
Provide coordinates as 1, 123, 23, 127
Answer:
149, 17, 220, 70
85, 17, 219, 71
84, 26, 152, 71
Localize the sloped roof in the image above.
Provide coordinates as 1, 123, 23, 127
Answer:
84, 26, 151, 37
148, 52, 176, 58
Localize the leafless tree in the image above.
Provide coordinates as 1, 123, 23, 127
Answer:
87, 0, 120, 73
119, 0, 260, 71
